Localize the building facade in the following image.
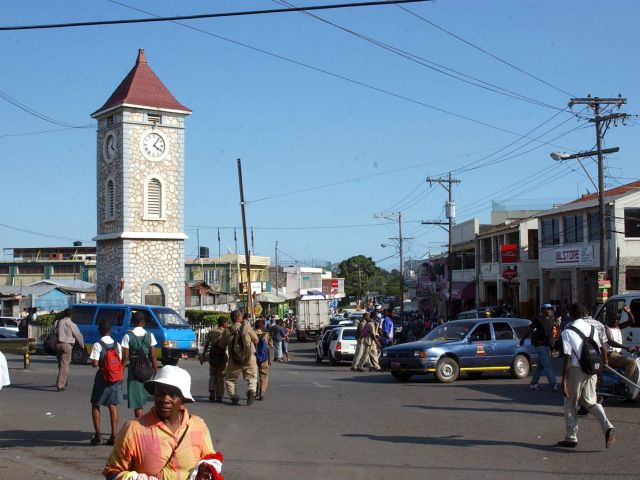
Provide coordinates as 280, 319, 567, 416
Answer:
92, 49, 190, 311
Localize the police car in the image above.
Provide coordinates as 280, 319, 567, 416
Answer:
380, 318, 536, 383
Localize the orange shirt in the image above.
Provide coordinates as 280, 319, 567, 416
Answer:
104, 407, 215, 480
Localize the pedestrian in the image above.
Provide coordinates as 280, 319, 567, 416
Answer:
355, 314, 381, 372
520, 304, 560, 391
557, 303, 615, 449
103, 365, 220, 480
54, 307, 85, 392
89, 318, 123, 446
282, 321, 291, 363
604, 305, 637, 382
269, 319, 287, 362
223, 310, 259, 406
254, 318, 271, 400
18, 307, 35, 338
0, 351, 10, 391
380, 310, 394, 347
200, 316, 229, 403
351, 313, 370, 371
122, 312, 159, 418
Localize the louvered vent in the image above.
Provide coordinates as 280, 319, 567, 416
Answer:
147, 178, 161, 218
107, 180, 115, 219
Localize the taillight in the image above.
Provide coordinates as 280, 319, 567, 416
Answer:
336, 342, 342, 351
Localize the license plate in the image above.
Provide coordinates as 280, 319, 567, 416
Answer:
391, 362, 401, 369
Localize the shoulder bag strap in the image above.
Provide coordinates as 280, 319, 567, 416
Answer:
157, 421, 190, 475
128, 331, 141, 355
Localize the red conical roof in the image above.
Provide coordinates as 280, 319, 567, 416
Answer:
92, 49, 191, 117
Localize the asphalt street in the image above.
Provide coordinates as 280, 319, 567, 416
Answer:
1, 342, 638, 480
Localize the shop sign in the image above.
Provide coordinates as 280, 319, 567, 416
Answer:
502, 266, 518, 281
553, 246, 594, 266
500, 244, 519, 264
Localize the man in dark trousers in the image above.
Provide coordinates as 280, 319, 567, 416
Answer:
200, 316, 229, 402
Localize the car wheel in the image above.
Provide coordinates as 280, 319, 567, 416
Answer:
435, 357, 459, 383
71, 345, 88, 365
510, 354, 530, 379
391, 371, 412, 382
315, 351, 323, 363
329, 351, 338, 366
467, 371, 483, 379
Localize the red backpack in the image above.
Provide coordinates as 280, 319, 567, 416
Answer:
100, 341, 124, 383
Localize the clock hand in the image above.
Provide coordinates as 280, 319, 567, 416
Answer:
153, 138, 161, 150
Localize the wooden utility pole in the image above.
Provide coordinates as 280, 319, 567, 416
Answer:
567, 96, 627, 280
237, 158, 253, 318
375, 212, 412, 313
423, 172, 461, 320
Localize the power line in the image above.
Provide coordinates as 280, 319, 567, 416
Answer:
0, 88, 92, 128
273, 0, 564, 112
0, 126, 91, 138
0, 1, 431, 30
0, 222, 90, 243
109, 1, 573, 151
395, 3, 574, 97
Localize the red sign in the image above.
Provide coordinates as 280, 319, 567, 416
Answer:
502, 267, 518, 281
331, 279, 339, 288
501, 244, 519, 264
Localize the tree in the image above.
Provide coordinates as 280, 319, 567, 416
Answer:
335, 255, 380, 301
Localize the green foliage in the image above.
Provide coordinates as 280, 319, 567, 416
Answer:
334, 255, 403, 301
36, 312, 63, 327
185, 310, 230, 326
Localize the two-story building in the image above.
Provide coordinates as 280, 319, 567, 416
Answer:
538, 181, 640, 308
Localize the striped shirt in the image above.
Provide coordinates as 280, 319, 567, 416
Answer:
104, 407, 215, 480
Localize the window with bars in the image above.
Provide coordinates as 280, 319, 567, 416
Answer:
146, 178, 162, 218
106, 179, 115, 220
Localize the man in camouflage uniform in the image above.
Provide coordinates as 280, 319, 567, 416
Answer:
200, 316, 229, 402
223, 311, 259, 405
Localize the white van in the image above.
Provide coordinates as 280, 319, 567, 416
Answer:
594, 292, 640, 348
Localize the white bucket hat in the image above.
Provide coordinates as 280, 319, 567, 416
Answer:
144, 365, 195, 403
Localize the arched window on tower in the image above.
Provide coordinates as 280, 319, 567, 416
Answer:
146, 177, 162, 219
105, 179, 115, 220
144, 283, 165, 306
105, 283, 114, 303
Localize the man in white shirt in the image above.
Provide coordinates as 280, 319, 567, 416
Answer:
558, 303, 614, 449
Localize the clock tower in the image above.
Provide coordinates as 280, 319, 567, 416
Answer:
92, 49, 191, 311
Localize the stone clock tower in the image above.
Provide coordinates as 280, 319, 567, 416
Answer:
92, 49, 191, 311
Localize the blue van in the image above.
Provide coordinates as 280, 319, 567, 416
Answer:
70, 304, 198, 365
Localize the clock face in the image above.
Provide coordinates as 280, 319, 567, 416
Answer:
103, 131, 117, 162
141, 132, 167, 160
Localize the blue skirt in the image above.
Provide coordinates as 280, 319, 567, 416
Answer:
90, 370, 123, 406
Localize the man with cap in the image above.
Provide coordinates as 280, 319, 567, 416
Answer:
104, 365, 218, 480
520, 304, 560, 391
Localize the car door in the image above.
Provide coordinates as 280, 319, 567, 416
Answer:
491, 321, 518, 367
460, 322, 493, 368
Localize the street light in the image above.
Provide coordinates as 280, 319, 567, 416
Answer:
549, 146, 620, 282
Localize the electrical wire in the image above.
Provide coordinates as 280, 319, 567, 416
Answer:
395, 3, 574, 97
0, 0, 431, 30
109, 1, 574, 150
0, 222, 90, 242
0, 88, 92, 128
273, 0, 565, 112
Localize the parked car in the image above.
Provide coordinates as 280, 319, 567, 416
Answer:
315, 326, 357, 365
594, 293, 640, 348
380, 318, 536, 383
0, 317, 19, 338
456, 307, 497, 320
71, 304, 198, 366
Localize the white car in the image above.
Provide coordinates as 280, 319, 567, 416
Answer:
315, 326, 357, 365
0, 317, 20, 338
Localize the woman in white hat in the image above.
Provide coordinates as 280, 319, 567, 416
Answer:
104, 366, 218, 480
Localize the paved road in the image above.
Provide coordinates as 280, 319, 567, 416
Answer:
1, 342, 638, 479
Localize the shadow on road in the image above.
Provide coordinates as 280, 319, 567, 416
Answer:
342, 433, 598, 454
6, 382, 59, 392
404, 403, 563, 418
0, 430, 93, 447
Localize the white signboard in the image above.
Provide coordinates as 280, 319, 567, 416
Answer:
553, 245, 594, 266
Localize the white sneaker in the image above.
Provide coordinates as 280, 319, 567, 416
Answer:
529, 384, 540, 390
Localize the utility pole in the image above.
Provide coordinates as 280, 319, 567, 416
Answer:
275, 240, 279, 297
422, 172, 461, 320
375, 212, 412, 314
567, 96, 627, 282
237, 159, 253, 318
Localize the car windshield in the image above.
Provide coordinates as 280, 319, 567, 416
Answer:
151, 307, 190, 328
422, 322, 475, 341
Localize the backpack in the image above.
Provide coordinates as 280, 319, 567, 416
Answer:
99, 340, 124, 383
255, 333, 269, 364
129, 332, 154, 382
230, 324, 251, 364
568, 325, 602, 375
44, 320, 59, 355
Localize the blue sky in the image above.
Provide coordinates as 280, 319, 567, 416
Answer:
2, 1, 639, 271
